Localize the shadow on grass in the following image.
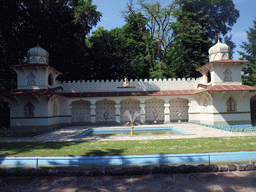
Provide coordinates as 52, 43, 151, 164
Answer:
0, 141, 82, 157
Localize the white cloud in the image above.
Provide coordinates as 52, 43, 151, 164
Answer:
233, 31, 247, 38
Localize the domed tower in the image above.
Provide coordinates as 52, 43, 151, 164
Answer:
13, 45, 61, 90
208, 38, 231, 62
197, 36, 248, 86
27, 45, 49, 65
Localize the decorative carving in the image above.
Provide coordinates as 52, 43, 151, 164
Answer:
169, 98, 189, 121
223, 68, 232, 81
226, 97, 236, 112
123, 76, 129, 87
25, 101, 34, 117
27, 72, 36, 85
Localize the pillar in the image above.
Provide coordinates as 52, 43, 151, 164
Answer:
115, 102, 121, 124
164, 100, 170, 123
90, 101, 96, 123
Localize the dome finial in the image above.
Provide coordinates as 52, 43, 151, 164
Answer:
37, 35, 41, 46
217, 33, 220, 43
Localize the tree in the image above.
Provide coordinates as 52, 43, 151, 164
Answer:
167, 0, 239, 78
87, 13, 150, 80
175, 0, 239, 41
239, 18, 256, 86
123, 0, 176, 78
0, 0, 101, 85
166, 10, 211, 78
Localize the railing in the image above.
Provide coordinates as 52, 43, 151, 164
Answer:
1, 152, 255, 169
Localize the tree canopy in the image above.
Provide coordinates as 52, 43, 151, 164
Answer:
165, 0, 239, 78
123, 0, 176, 78
239, 18, 256, 86
0, 0, 101, 88
87, 13, 150, 80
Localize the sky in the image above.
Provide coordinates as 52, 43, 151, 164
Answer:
90, 0, 256, 60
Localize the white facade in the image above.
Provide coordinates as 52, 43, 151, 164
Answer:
3, 41, 256, 128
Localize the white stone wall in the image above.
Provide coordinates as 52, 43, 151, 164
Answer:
211, 64, 242, 85
60, 77, 203, 93
10, 96, 49, 127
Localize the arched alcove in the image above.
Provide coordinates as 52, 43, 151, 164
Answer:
71, 100, 91, 123
120, 99, 140, 123
169, 98, 189, 122
145, 98, 164, 123
24, 101, 35, 117
48, 73, 53, 86
95, 99, 115, 123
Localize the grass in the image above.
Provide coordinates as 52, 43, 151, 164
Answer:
1, 136, 256, 157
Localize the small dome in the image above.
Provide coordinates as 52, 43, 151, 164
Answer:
209, 40, 231, 62
27, 45, 49, 64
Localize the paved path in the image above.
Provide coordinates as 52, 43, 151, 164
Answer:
1, 123, 256, 142
1, 171, 256, 192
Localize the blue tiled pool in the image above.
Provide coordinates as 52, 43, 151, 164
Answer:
78, 127, 188, 137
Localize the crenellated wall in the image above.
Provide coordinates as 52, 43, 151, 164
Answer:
59, 77, 204, 93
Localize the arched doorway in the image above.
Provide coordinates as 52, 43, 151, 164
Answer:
71, 100, 91, 123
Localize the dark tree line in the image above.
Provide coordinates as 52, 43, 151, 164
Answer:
0, 0, 241, 86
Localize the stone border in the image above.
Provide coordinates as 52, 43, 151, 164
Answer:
1, 163, 256, 177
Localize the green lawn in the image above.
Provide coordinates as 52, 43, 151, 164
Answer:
1, 136, 256, 157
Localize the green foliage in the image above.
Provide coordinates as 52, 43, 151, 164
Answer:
0, 0, 101, 85
166, 10, 211, 78
87, 13, 150, 80
239, 18, 256, 86
124, 0, 176, 79
167, 0, 239, 78
175, 0, 239, 40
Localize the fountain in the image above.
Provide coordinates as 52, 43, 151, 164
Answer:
124, 110, 140, 135
177, 110, 182, 123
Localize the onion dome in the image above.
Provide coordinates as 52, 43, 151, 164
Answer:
209, 39, 231, 62
27, 45, 49, 64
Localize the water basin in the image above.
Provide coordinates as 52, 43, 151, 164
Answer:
78, 127, 188, 137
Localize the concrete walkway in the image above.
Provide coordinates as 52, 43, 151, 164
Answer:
1, 123, 256, 142
1, 171, 256, 192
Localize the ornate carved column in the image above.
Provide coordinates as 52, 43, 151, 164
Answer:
115, 102, 121, 124
164, 100, 170, 123
140, 103, 146, 124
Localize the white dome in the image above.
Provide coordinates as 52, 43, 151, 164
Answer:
209, 40, 231, 62
27, 45, 49, 64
